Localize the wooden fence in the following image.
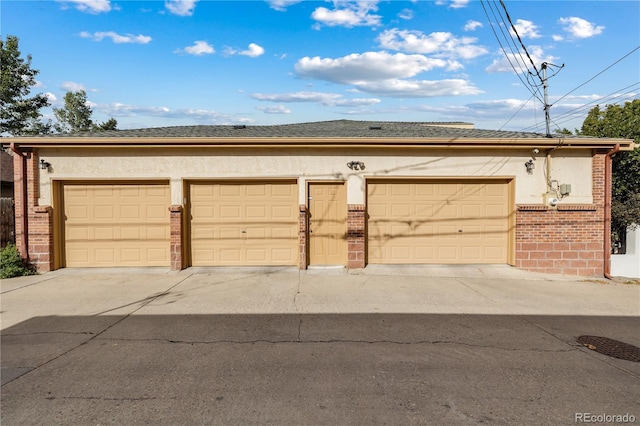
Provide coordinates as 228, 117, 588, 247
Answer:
1, 197, 16, 248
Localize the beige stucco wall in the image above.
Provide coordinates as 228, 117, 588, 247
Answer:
36, 147, 594, 206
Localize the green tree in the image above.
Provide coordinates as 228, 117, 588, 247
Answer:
96, 117, 118, 131
53, 90, 117, 133
579, 99, 640, 246
0, 35, 50, 135
53, 90, 94, 133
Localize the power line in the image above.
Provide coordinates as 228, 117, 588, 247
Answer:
553, 45, 640, 106
549, 91, 640, 130
499, 0, 542, 80
518, 82, 640, 132
498, 95, 534, 130
479, 0, 544, 104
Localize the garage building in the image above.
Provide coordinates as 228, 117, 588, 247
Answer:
9, 120, 634, 276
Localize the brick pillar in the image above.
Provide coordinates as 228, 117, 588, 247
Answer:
299, 204, 308, 269
13, 151, 27, 258
169, 205, 184, 271
26, 151, 40, 210
29, 206, 54, 272
347, 204, 365, 269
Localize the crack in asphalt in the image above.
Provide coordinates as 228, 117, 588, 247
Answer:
46, 396, 164, 401
91, 336, 581, 353
2, 331, 95, 337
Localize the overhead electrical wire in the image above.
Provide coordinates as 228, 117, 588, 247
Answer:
483, 0, 638, 134
552, 45, 640, 106
480, 0, 544, 104
498, 0, 542, 80
546, 89, 640, 132
518, 82, 640, 132
498, 95, 534, 131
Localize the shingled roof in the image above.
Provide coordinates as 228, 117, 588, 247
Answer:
27, 120, 568, 139
10, 120, 634, 151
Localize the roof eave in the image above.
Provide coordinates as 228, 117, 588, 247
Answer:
6, 136, 635, 151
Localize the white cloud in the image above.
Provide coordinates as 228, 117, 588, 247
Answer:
60, 81, 87, 92
240, 43, 265, 58
165, 0, 198, 16
353, 79, 482, 97
294, 52, 481, 98
464, 20, 483, 32
225, 43, 265, 58
558, 17, 604, 39
252, 91, 381, 107
177, 41, 214, 56
295, 51, 449, 84
435, 0, 469, 9
312, 1, 381, 28
466, 98, 529, 111
552, 34, 564, 42
79, 31, 152, 44
510, 19, 541, 39
485, 46, 557, 74
378, 29, 488, 60
256, 105, 292, 114
398, 8, 413, 20
58, 0, 112, 14
96, 102, 251, 124
45, 93, 58, 103
266, 0, 302, 11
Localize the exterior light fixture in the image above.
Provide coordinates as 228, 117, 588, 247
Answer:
40, 159, 51, 170
524, 159, 535, 174
347, 161, 365, 171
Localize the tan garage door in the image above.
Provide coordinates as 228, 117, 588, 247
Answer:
189, 181, 298, 266
368, 179, 511, 264
62, 183, 170, 267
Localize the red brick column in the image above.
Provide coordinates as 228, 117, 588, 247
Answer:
299, 204, 308, 269
11, 149, 55, 272
169, 205, 184, 271
29, 206, 54, 272
514, 154, 606, 276
12, 151, 28, 258
347, 204, 365, 269
26, 151, 40, 210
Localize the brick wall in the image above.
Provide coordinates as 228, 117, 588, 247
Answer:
12, 151, 27, 257
515, 154, 606, 276
29, 206, 54, 272
13, 150, 54, 271
299, 205, 308, 269
169, 205, 183, 271
347, 204, 366, 268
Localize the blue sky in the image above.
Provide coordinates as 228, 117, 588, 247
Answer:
3, 0, 639, 132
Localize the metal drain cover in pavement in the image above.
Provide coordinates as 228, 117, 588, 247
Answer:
577, 336, 640, 362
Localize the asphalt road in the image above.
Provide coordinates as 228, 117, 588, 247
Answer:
2, 312, 639, 425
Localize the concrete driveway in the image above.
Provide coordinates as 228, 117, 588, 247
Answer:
1, 266, 639, 424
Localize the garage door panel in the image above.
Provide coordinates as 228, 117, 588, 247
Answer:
190, 181, 298, 266
95, 248, 115, 263
63, 183, 170, 267
220, 248, 242, 262
368, 180, 510, 264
